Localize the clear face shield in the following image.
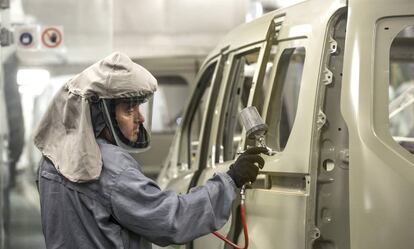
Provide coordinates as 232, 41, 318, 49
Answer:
101, 96, 153, 153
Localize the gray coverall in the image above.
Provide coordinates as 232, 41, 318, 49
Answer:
38, 138, 237, 249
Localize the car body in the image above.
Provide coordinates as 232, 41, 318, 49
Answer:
156, 0, 414, 248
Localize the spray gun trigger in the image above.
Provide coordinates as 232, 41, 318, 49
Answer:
264, 146, 277, 156
237, 146, 276, 156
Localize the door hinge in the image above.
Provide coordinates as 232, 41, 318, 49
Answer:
322, 68, 333, 85
329, 37, 338, 54
309, 227, 321, 241
0, 27, 13, 47
339, 149, 349, 164
316, 110, 327, 130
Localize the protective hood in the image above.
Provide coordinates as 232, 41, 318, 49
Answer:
34, 52, 157, 182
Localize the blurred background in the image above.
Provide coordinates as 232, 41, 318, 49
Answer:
0, 0, 303, 248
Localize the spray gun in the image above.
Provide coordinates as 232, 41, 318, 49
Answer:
239, 106, 276, 156
212, 106, 274, 249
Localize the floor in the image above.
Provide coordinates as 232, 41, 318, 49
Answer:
7, 173, 45, 249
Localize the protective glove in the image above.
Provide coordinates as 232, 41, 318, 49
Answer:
226, 147, 267, 188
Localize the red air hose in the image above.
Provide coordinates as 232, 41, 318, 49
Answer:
212, 185, 249, 249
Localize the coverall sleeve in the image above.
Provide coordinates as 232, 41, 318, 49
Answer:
110, 167, 237, 246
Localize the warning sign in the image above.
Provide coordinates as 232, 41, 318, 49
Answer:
15, 26, 37, 49
19, 32, 34, 47
41, 27, 63, 49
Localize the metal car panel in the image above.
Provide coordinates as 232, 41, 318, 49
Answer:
242, 189, 307, 249
341, 0, 414, 248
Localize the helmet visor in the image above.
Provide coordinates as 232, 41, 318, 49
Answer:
102, 96, 153, 153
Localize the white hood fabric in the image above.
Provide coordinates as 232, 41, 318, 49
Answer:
34, 52, 157, 182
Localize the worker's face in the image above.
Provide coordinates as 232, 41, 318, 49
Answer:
115, 102, 145, 142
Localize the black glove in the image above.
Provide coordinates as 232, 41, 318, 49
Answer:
226, 147, 267, 188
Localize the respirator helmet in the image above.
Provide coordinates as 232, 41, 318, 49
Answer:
34, 51, 157, 182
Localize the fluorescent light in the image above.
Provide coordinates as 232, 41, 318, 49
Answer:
18, 84, 45, 96
17, 69, 50, 86
17, 69, 50, 96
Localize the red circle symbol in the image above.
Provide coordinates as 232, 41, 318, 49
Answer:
41, 27, 62, 48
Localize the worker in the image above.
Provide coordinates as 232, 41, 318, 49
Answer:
34, 52, 266, 249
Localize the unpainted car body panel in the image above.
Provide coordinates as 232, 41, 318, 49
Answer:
157, 0, 414, 248
192, 1, 346, 248
341, 0, 414, 248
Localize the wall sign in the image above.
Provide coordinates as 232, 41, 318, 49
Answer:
19, 32, 34, 47
15, 26, 37, 49
41, 27, 63, 48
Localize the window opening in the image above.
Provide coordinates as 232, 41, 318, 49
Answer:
216, 50, 260, 162
266, 47, 306, 151
178, 63, 217, 169
389, 25, 414, 153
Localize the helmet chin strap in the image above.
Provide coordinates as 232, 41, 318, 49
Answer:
136, 124, 150, 148
115, 123, 150, 149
